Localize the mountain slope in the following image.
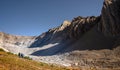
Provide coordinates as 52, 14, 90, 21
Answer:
31, 0, 120, 54
0, 0, 120, 70
0, 48, 72, 70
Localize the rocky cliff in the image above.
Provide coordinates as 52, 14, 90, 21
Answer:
98, 0, 120, 36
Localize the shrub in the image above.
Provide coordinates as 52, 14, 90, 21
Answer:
0, 48, 5, 52
7, 52, 14, 55
24, 56, 32, 60
50, 64, 54, 67
40, 63, 44, 66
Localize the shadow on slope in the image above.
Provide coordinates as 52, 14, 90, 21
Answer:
31, 40, 75, 56
29, 28, 69, 48
29, 32, 52, 48
31, 27, 116, 56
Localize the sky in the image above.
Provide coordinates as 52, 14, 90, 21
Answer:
0, 0, 104, 36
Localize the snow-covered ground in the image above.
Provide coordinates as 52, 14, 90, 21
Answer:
30, 53, 72, 66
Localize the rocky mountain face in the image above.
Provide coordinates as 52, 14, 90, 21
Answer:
0, 32, 34, 47
98, 0, 120, 36
69, 16, 100, 39
0, 0, 120, 69
0, 32, 36, 53
30, 20, 71, 47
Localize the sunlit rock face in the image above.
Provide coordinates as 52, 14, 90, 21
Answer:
0, 32, 35, 47
0, 32, 36, 53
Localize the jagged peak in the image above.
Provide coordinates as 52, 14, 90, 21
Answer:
58, 20, 71, 31
99, 0, 120, 36
48, 20, 71, 33
68, 16, 100, 39
104, 0, 112, 3
72, 16, 97, 24
61, 20, 71, 27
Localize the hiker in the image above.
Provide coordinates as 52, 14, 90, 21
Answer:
18, 52, 24, 58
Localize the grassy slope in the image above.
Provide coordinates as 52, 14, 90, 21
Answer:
0, 48, 72, 70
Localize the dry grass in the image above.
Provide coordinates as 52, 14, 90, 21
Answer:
1, 48, 119, 70
0, 48, 74, 70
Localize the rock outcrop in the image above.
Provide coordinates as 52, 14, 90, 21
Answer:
67, 0, 120, 38
29, 20, 71, 47
98, 0, 120, 36
69, 16, 100, 39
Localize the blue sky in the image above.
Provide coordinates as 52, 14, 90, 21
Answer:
0, 0, 104, 36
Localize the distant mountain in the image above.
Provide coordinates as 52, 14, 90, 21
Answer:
0, 0, 120, 69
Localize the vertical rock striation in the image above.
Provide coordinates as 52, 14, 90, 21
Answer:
98, 0, 120, 36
